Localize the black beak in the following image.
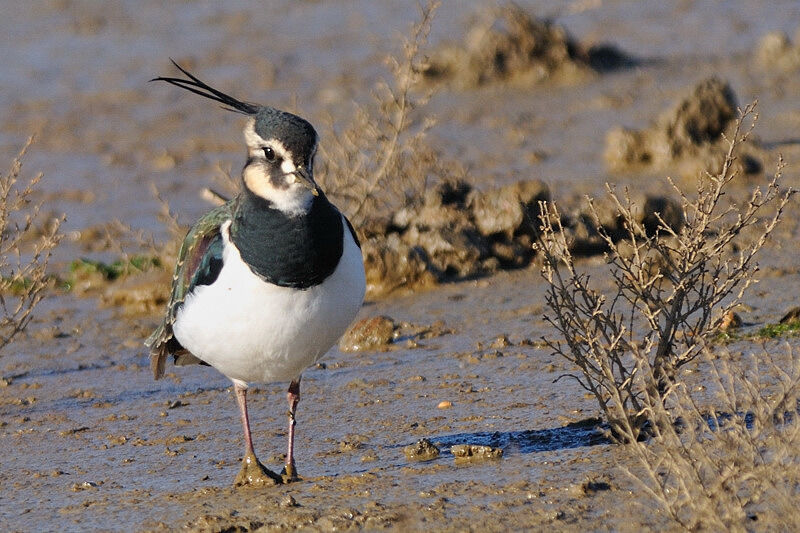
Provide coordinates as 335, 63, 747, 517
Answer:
292, 167, 318, 196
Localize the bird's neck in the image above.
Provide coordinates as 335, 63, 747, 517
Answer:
230, 191, 344, 289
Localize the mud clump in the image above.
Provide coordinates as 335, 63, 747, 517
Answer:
754, 28, 800, 72
604, 77, 764, 178
339, 316, 396, 352
403, 438, 441, 462
360, 176, 687, 293
360, 235, 438, 298
562, 193, 684, 257
422, 4, 635, 88
234, 453, 282, 487
361, 178, 550, 297
451, 444, 503, 464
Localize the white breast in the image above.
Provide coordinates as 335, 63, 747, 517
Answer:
173, 218, 365, 385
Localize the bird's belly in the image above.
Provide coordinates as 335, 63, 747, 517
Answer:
173, 230, 365, 384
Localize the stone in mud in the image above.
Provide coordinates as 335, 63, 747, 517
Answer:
603, 126, 664, 168
339, 316, 396, 352
469, 185, 523, 237
393, 179, 489, 279
562, 213, 609, 257
569, 193, 683, 255
404, 225, 486, 278
717, 310, 742, 332
451, 444, 503, 464
403, 438, 440, 462
569, 476, 613, 497
360, 177, 551, 295
513, 180, 552, 235
425, 178, 472, 209
489, 334, 512, 349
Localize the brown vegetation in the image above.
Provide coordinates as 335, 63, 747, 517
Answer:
0, 138, 62, 354
538, 105, 798, 529
316, 2, 439, 228
622, 346, 800, 531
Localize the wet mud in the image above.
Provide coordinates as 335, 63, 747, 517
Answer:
2, 1, 800, 531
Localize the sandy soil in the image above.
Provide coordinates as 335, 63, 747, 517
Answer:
2, 1, 800, 531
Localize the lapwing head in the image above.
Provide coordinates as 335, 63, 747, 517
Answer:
152, 60, 320, 215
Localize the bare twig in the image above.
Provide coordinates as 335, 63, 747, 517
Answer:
0, 137, 63, 353
316, 1, 441, 228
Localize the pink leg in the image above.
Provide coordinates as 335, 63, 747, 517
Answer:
233, 382, 281, 486
285, 379, 301, 479
234, 382, 256, 456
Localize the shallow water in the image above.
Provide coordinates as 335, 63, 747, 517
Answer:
2, 1, 800, 530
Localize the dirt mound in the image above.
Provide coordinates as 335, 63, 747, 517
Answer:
362, 178, 550, 297
361, 178, 688, 297
562, 194, 684, 257
604, 78, 764, 178
754, 28, 800, 72
422, 4, 635, 88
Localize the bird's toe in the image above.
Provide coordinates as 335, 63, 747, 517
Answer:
280, 463, 301, 484
234, 452, 282, 487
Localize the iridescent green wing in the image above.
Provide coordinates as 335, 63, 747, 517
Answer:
145, 198, 236, 379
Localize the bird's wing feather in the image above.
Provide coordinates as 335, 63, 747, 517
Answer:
145, 198, 236, 379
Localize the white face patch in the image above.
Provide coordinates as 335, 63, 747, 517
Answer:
242, 119, 314, 215
243, 165, 313, 215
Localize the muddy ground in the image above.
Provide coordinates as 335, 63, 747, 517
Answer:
2, 1, 800, 531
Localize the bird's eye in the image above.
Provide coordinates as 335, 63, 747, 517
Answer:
263, 147, 276, 162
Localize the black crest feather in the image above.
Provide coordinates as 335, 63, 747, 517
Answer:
151, 59, 260, 115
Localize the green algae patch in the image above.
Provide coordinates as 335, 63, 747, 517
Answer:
62, 255, 163, 292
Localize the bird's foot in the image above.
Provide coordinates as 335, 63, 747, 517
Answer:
280, 463, 301, 484
234, 452, 282, 487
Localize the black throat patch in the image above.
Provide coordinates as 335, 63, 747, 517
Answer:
230, 192, 344, 289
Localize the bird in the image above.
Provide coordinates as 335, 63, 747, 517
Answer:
145, 61, 366, 486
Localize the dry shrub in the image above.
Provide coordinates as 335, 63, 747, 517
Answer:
537, 104, 793, 436
0, 137, 62, 352
622, 346, 800, 531
537, 105, 798, 528
316, 1, 440, 229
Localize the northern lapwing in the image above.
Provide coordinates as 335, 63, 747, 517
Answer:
146, 61, 366, 485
